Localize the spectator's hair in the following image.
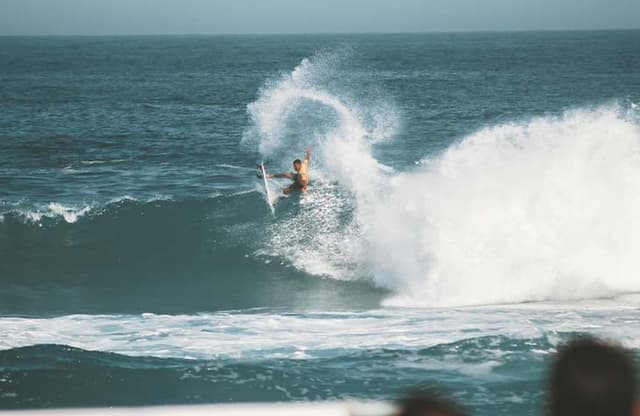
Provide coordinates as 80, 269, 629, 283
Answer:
293, 159, 302, 165
548, 336, 638, 416
397, 388, 467, 416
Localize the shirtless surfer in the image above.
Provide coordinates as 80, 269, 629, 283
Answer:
259, 147, 311, 194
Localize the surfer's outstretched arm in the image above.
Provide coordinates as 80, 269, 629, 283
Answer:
305, 147, 312, 162
269, 172, 293, 179
256, 167, 292, 179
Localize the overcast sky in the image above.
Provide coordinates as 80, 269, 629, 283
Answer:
1, 0, 639, 36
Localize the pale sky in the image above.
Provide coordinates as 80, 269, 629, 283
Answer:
1, 0, 639, 36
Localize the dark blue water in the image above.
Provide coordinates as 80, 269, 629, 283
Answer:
1, 32, 640, 414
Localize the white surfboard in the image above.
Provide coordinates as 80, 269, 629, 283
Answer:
259, 163, 276, 216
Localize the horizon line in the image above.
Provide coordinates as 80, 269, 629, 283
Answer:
1, 27, 639, 37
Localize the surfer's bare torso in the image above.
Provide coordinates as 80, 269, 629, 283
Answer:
263, 147, 311, 195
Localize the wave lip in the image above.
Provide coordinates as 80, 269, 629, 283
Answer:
0, 194, 179, 226
15, 202, 94, 224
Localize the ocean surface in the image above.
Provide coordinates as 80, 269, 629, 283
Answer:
1, 31, 640, 414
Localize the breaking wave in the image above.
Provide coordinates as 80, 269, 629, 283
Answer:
244, 51, 640, 307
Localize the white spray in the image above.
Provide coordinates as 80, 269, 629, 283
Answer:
371, 107, 640, 306
244, 53, 640, 307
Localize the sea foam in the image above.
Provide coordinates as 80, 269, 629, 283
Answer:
371, 108, 640, 306
246, 52, 640, 307
2, 299, 640, 360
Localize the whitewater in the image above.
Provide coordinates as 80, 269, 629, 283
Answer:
245, 52, 640, 308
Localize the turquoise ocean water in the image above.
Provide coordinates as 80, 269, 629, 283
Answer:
1, 32, 640, 414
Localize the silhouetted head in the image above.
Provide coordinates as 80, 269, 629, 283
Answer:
397, 389, 467, 416
548, 336, 638, 416
293, 159, 302, 172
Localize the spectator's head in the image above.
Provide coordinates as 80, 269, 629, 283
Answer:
548, 336, 638, 416
397, 388, 467, 416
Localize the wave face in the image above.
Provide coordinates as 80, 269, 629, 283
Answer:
0, 196, 384, 315
243, 51, 640, 307
0, 340, 545, 409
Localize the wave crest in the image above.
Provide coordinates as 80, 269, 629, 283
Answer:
245, 51, 640, 307
371, 107, 640, 306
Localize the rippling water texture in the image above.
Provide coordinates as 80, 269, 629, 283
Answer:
1, 32, 640, 414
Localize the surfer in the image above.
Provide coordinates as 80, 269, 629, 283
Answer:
261, 147, 312, 194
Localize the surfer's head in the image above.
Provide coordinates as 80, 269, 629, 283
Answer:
293, 159, 302, 171
548, 336, 638, 416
